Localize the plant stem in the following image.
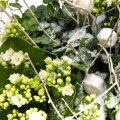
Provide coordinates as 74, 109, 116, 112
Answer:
61, 98, 79, 120
70, 82, 117, 119
67, 42, 87, 65
0, 4, 39, 48
63, 0, 98, 34
23, 0, 57, 43
27, 55, 64, 120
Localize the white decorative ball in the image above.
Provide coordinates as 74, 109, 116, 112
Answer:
83, 74, 104, 95
97, 28, 117, 48
73, 0, 94, 15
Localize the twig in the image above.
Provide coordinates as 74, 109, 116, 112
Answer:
99, 44, 120, 92
62, 3, 78, 24
61, 98, 79, 120
67, 42, 87, 65
70, 82, 117, 119
27, 55, 64, 120
86, 9, 120, 74
0, 4, 39, 48
63, 0, 98, 34
22, 0, 57, 43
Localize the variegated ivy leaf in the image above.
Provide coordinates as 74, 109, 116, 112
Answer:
105, 93, 119, 109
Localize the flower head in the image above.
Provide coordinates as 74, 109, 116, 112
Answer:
10, 52, 25, 66
11, 94, 27, 108
39, 70, 48, 81
1, 48, 14, 61
62, 56, 73, 65
8, 73, 20, 84
29, 111, 47, 120
61, 84, 74, 96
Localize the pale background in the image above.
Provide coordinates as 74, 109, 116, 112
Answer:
0, 0, 43, 30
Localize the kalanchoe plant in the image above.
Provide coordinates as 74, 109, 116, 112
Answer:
0, 0, 120, 119
0, 73, 46, 109
7, 107, 47, 120
39, 56, 74, 96
0, 48, 30, 68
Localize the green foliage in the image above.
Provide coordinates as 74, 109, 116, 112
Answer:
1, 0, 120, 119
0, 0, 8, 12
9, 2, 22, 9
0, 37, 55, 88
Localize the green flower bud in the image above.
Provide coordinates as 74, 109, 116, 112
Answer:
101, 7, 105, 11
34, 96, 40, 102
90, 94, 96, 100
95, 0, 99, 3
85, 116, 90, 120
66, 76, 71, 83
7, 92, 13, 98
5, 84, 12, 90
95, 110, 100, 117
26, 85, 30, 88
92, 105, 98, 111
26, 110, 32, 115
44, 57, 52, 64
12, 29, 16, 33
66, 66, 71, 71
63, 70, 70, 76
22, 78, 28, 84
7, 114, 13, 119
11, 87, 16, 92
15, 33, 19, 36
26, 89, 31, 93
40, 99, 44, 102
3, 90, 7, 94
47, 77, 52, 82
0, 95, 5, 102
83, 110, 89, 115
6, 24, 12, 29
38, 89, 44, 96
20, 85, 25, 89
10, 34, 14, 37
14, 23, 21, 28
55, 84, 59, 88
13, 109, 17, 114
57, 73, 62, 77
4, 102, 9, 108
52, 80, 56, 84
42, 95, 46, 99
25, 93, 31, 98
6, 29, 11, 34
92, 8, 98, 14
18, 113, 23, 117
52, 60, 59, 67
20, 117, 25, 120
2, 61, 7, 66
57, 78, 63, 85
46, 64, 53, 70
104, 22, 108, 26
33, 108, 38, 112
85, 96, 92, 103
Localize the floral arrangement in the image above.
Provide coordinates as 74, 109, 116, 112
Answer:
0, 0, 120, 120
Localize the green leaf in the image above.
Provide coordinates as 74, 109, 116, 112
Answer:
9, 3, 22, 9
47, 4, 54, 15
0, 37, 55, 89
0, 1, 8, 12
34, 35, 52, 44
43, 0, 54, 4
72, 63, 87, 71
